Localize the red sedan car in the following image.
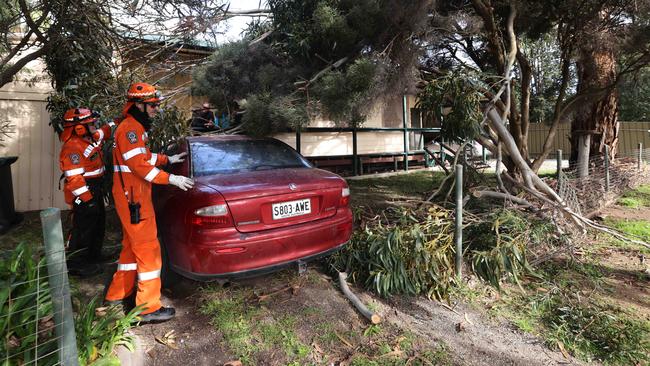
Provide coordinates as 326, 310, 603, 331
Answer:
154, 135, 353, 280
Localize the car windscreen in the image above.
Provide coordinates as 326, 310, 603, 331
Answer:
191, 139, 312, 176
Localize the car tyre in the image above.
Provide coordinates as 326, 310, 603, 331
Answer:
159, 237, 180, 289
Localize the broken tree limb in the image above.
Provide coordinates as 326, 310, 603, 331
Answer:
338, 272, 381, 324
501, 172, 650, 250
472, 190, 534, 208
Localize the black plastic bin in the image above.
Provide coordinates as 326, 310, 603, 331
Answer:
0, 156, 23, 234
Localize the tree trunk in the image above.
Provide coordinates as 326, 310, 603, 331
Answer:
577, 134, 591, 178
570, 31, 619, 165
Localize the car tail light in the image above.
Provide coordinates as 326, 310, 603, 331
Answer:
340, 187, 350, 207
189, 204, 232, 227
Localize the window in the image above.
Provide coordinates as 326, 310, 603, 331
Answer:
191, 139, 311, 176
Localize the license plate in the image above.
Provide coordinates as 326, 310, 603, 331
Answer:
272, 198, 311, 220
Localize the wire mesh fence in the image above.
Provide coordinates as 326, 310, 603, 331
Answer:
2, 209, 78, 366
550, 145, 650, 218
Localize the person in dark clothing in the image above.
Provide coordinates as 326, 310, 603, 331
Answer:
59, 108, 115, 277
191, 102, 216, 132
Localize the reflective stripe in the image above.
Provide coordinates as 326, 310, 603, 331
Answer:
122, 147, 146, 160
96, 129, 105, 141
149, 153, 158, 165
138, 269, 161, 281
64, 167, 85, 177
114, 165, 132, 172
144, 167, 160, 182
108, 121, 116, 127
84, 166, 105, 177
117, 263, 137, 271
72, 186, 89, 196
83, 144, 95, 158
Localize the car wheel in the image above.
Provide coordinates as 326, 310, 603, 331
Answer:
159, 237, 179, 289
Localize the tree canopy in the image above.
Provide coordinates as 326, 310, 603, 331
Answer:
192, 0, 432, 135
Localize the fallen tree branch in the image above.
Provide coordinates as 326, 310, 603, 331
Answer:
338, 272, 381, 324
472, 190, 534, 208
502, 173, 650, 249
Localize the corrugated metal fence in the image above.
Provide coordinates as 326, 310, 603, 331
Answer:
527, 121, 650, 158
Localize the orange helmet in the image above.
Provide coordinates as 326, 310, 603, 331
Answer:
63, 108, 97, 128
126, 82, 162, 103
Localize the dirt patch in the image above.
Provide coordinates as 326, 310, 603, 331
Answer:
588, 204, 650, 321
127, 263, 590, 366
383, 296, 587, 366
133, 281, 231, 366
598, 205, 650, 221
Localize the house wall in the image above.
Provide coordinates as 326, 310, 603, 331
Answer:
273, 94, 414, 156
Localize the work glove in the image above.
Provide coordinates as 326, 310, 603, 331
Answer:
168, 152, 187, 164
74, 196, 99, 213
169, 174, 194, 191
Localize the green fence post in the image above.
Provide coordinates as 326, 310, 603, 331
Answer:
40, 208, 79, 366
295, 127, 301, 154
402, 95, 409, 171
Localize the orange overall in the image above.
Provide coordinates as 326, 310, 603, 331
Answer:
104, 113, 170, 314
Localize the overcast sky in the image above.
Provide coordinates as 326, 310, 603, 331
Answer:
220, 0, 268, 42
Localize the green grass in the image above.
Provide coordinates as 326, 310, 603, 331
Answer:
617, 184, 650, 208
604, 218, 650, 254
201, 287, 311, 364
490, 259, 650, 365
347, 170, 445, 197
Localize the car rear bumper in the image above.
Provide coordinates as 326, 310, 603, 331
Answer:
172, 241, 347, 281
170, 208, 353, 279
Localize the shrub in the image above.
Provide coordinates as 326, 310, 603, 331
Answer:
0, 244, 138, 365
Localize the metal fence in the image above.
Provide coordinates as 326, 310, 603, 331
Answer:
2, 208, 78, 366
553, 145, 650, 218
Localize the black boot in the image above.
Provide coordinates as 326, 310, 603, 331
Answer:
138, 307, 176, 324
104, 292, 136, 313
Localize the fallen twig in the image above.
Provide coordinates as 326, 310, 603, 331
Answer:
334, 330, 354, 348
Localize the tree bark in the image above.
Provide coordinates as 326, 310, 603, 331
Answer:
570, 29, 619, 164
577, 134, 591, 178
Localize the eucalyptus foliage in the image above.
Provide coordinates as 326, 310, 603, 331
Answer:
332, 207, 555, 299
330, 206, 457, 300
193, 0, 431, 135
416, 72, 484, 141
147, 106, 191, 153
466, 210, 548, 289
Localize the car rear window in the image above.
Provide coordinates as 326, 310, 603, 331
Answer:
190, 139, 312, 176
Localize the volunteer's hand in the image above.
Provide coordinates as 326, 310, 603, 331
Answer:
74, 196, 99, 212
168, 152, 187, 164
169, 174, 194, 191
